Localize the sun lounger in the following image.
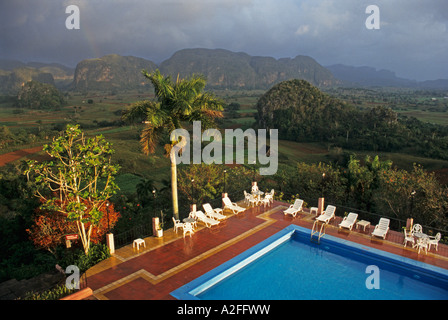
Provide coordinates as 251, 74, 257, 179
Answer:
371, 218, 390, 239
316, 205, 336, 224
195, 210, 220, 228
338, 212, 358, 230
203, 203, 226, 221
223, 197, 246, 214
283, 199, 304, 218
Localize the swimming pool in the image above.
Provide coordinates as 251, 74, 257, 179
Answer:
171, 225, 448, 300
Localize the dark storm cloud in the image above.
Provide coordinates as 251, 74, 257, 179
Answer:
0, 0, 447, 80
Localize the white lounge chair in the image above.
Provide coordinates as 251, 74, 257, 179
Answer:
195, 210, 220, 228
183, 223, 194, 237
172, 217, 184, 233
338, 212, 358, 230
316, 205, 336, 224
371, 218, 390, 239
203, 203, 226, 221
403, 228, 415, 247
428, 233, 441, 251
223, 197, 246, 214
283, 199, 304, 218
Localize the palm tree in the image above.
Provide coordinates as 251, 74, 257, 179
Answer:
136, 178, 155, 206
122, 69, 223, 219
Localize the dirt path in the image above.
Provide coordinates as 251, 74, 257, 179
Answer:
0, 146, 43, 167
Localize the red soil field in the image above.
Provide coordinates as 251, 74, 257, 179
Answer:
0, 146, 43, 167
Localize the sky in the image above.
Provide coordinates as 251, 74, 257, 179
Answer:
0, 0, 447, 81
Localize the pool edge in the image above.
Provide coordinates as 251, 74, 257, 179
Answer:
170, 225, 448, 300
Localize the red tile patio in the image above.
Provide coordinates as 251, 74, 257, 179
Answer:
85, 200, 448, 300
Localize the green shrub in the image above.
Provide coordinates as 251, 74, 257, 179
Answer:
20, 284, 75, 300
58, 243, 111, 273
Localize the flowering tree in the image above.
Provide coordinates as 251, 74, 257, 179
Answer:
26, 205, 73, 255
25, 124, 120, 255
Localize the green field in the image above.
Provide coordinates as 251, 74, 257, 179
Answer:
397, 110, 448, 125
1, 88, 448, 192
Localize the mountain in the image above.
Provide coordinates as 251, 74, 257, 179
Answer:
326, 64, 419, 88
72, 54, 157, 92
418, 79, 448, 90
159, 48, 337, 89
2, 50, 446, 94
0, 66, 55, 94
0, 60, 74, 94
27, 62, 74, 89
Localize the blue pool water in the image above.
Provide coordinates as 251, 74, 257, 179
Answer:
171, 225, 448, 300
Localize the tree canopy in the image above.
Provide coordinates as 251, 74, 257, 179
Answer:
256, 79, 448, 160
25, 124, 120, 255
16, 81, 65, 110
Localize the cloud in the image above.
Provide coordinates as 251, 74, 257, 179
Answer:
0, 0, 447, 80
295, 25, 310, 36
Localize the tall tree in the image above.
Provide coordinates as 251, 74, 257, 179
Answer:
122, 69, 223, 220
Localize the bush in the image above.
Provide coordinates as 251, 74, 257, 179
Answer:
17, 243, 111, 300
20, 284, 75, 300
58, 243, 111, 273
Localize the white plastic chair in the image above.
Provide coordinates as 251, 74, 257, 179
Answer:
243, 190, 251, 205
183, 223, 194, 237
412, 224, 423, 233
338, 212, 358, 230
260, 193, 273, 207
172, 217, 183, 233
403, 229, 415, 247
188, 212, 198, 229
247, 194, 259, 207
371, 218, 390, 239
251, 184, 259, 193
416, 237, 429, 254
428, 233, 441, 251
283, 199, 304, 218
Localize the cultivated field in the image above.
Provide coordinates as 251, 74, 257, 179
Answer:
1, 88, 447, 190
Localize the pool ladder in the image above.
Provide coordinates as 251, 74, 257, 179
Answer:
311, 220, 327, 244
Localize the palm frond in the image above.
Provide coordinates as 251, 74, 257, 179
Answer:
139, 125, 158, 155
143, 69, 174, 104
122, 100, 154, 124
